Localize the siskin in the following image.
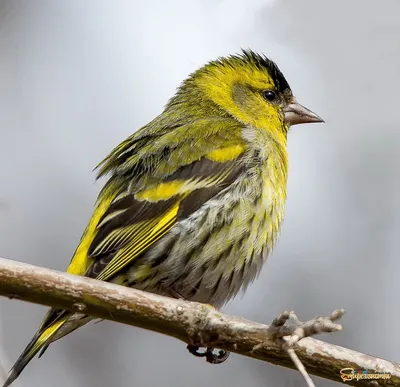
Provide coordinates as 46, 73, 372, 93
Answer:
4, 49, 323, 386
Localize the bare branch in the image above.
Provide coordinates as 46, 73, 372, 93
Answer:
0, 257, 399, 386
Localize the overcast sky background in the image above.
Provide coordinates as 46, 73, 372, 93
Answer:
0, 1, 399, 387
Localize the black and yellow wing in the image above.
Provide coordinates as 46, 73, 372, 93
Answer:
3, 117, 247, 387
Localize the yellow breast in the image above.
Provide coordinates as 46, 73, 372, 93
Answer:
242, 126, 288, 259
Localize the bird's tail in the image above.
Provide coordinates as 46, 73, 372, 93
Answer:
2, 318, 68, 387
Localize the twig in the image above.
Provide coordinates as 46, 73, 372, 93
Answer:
287, 348, 316, 387
256, 310, 344, 387
0, 257, 399, 386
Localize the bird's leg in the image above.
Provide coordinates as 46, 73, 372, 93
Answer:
164, 286, 230, 364
186, 302, 230, 365
162, 287, 208, 358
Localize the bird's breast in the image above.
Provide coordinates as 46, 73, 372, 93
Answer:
250, 156, 287, 259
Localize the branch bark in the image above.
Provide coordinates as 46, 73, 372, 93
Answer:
0, 257, 399, 386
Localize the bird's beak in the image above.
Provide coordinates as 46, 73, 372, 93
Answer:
283, 100, 324, 126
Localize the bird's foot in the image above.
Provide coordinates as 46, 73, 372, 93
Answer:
187, 345, 230, 364
186, 303, 230, 364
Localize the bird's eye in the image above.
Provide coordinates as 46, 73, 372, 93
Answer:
262, 90, 277, 102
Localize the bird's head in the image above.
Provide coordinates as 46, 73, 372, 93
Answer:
177, 49, 324, 141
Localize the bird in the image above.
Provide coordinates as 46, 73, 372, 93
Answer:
3, 49, 323, 386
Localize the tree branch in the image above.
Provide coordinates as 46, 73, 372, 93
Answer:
0, 257, 399, 386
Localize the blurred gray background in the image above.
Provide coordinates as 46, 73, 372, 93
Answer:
0, 1, 399, 386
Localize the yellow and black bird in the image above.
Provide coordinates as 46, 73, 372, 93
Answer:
3, 49, 323, 386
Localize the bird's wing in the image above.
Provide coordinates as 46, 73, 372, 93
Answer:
88, 126, 247, 281
3, 118, 248, 387
52, 118, 247, 321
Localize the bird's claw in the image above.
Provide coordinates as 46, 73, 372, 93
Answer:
187, 344, 208, 357
205, 348, 230, 364
187, 345, 230, 364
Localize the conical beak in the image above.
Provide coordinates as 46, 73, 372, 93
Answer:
283, 101, 324, 126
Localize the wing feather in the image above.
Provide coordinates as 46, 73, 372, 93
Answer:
6, 114, 250, 386
84, 154, 245, 282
